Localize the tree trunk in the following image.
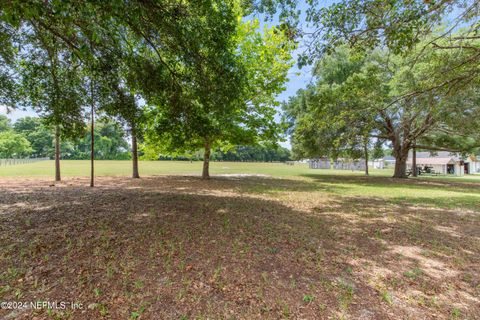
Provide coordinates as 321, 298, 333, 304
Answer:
390, 134, 410, 178
90, 101, 95, 188
393, 155, 409, 178
363, 142, 369, 176
412, 144, 417, 177
54, 125, 61, 182
131, 127, 140, 179
202, 141, 211, 180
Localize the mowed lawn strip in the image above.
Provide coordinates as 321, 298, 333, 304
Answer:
0, 160, 390, 177
2, 161, 479, 211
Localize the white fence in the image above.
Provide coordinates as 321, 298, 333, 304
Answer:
309, 159, 331, 169
333, 159, 366, 171
0, 157, 49, 166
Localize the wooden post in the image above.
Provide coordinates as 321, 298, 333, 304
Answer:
202, 140, 211, 180
412, 143, 417, 177
364, 142, 369, 176
131, 126, 140, 179
90, 82, 95, 188
55, 125, 61, 181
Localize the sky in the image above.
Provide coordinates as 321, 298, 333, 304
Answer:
0, 1, 332, 149
0, 105, 33, 121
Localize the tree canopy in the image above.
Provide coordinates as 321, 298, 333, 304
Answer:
260, 0, 480, 178
141, 15, 295, 178
0, 1, 295, 181
285, 37, 480, 177
0, 130, 33, 158
1, 0, 479, 180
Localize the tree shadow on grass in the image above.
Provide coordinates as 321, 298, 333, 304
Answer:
120, 174, 349, 194
390, 195, 480, 211
0, 176, 478, 319
311, 195, 480, 318
301, 172, 480, 195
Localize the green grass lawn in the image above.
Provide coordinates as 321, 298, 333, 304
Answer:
0, 160, 480, 183
5, 159, 480, 179
0, 160, 317, 177
0, 159, 397, 178
1, 160, 479, 211
1, 160, 479, 319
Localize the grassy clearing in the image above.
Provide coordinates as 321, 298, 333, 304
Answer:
3, 160, 479, 210
0, 162, 479, 319
2, 159, 480, 180
0, 160, 319, 177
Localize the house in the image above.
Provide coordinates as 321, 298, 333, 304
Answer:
407, 151, 480, 176
407, 156, 462, 176
465, 155, 480, 174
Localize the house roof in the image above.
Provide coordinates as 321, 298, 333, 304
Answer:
407, 157, 457, 165
407, 151, 480, 163
411, 151, 462, 160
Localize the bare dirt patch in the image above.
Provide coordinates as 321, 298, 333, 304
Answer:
0, 176, 478, 319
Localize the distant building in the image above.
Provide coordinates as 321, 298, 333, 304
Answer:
368, 158, 385, 169
407, 151, 480, 175
467, 155, 480, 174
408, 156, 463, 175
383, 156, 396, 168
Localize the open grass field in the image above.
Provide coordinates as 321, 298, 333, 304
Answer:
0, 160, 316, 177
0, 160, 396, 178
2, 159, 480, 180
0, 161, 479, 319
